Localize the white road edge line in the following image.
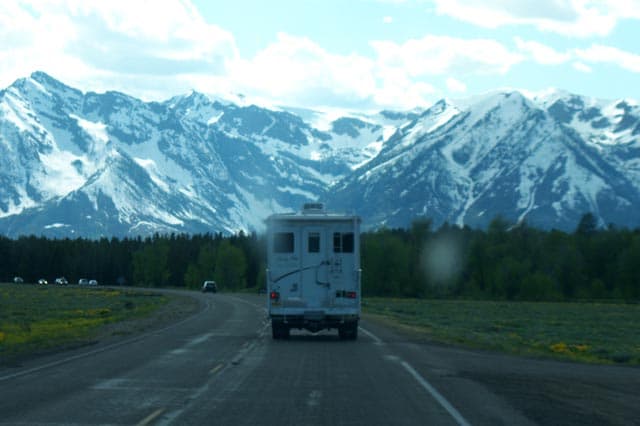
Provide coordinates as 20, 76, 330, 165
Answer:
136, 407, 165, 426
209, 363, 224, 375
400, 361, 472, 426
360, 326, 471, 426
358, 326, 384, 345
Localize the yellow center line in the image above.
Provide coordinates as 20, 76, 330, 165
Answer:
209, 363, 224, 375
136, 407, 165, 426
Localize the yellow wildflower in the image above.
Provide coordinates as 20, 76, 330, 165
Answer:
550, 342, 569, 353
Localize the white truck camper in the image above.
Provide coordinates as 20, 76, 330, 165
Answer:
266, 203, 361, 340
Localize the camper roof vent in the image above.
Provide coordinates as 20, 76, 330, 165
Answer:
302, 203, 325, 214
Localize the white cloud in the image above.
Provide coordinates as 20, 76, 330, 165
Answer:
227, 31, 438, 111
572, 61, 592, 73
4, 1, 635, 112
373, 67, 436, 109
227, 32, 444, 110
371, 35, 524, 76
446, 77, 467, 93
574, 44, 640, 72
0, 0, 238, 100
0, 1, 435, 110
432, 0, 626, 37
65, 1, 238, 65
229, 33, 379, 109
514, 37, 571, 65
605, 0, 640, 19
0, 0, 441, 110
383, 16, 394, 23
512, 36, 640, 75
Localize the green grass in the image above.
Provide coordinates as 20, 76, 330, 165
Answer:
0, 284, 168, 363
363, 298, 640, 365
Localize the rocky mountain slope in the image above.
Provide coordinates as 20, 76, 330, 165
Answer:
1, 72, 638, 237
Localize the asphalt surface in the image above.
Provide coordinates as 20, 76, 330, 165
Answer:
1, 291, 638, 425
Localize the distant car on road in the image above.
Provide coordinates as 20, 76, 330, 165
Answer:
202, 280, 217, 293
89, 279, 98, 286
13, 276, 24, 284
78, 278, 89, 285
38, 278, 48, 285
55, 277, 68, 285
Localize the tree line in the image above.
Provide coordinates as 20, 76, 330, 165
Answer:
0, 232, 264, 292
1, 213, 638, 301
363, 214, 640, 301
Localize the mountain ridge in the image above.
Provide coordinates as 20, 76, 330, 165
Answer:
1, 71, 639, 237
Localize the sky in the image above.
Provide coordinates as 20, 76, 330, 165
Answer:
1, 0, 640, 112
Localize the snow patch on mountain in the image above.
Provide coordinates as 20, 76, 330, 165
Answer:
207, 111, 224, 125
0, 189, 37, 218
133, 158, 170, 192
71, 114, 108, 144
36, 150, 86, 197
1, 88, 40, 133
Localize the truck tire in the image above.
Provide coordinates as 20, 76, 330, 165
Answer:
271, 321, 290, 339
272, 321, 281, 339
339, 322, 358, 340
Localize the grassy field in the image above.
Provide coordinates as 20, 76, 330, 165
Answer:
363, 298, 640, 365
0, 284, 168, 363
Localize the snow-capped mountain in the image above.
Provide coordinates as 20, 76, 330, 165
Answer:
0, 71, 639, 237
0, 72, 398, 237
330, 91, 640, 230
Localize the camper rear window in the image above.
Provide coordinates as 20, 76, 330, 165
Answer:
274, 232, 294, 253
333, 232, 354, 253
308, 232, 320, 253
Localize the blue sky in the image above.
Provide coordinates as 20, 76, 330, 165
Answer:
1, 0, 640, 111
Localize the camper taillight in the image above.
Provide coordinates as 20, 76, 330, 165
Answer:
270, 291, 280, 301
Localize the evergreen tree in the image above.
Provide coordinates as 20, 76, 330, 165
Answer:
213, 240, 247, 290
132, 239, 171, 287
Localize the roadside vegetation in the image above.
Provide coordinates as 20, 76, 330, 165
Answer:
364, 298, 640, 365
0, 285, 167, 363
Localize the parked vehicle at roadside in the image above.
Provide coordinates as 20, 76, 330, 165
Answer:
55, 277, 68, 285
89, 279, 98, 286
78, 278, 89, 285
38, 278, 48, 285
13, 276, 24, 284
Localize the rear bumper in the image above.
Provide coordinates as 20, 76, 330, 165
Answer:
270, 312, 359, 332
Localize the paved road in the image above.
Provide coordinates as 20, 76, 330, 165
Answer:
1, 291, 638, 425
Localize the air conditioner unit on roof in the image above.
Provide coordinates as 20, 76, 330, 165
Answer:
302, 202, 324, 213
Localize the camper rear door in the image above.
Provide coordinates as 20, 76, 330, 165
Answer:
302, 227, 329, 308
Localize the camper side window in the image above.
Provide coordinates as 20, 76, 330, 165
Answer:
333, 232, 354, 253
274, 232, 294, 253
